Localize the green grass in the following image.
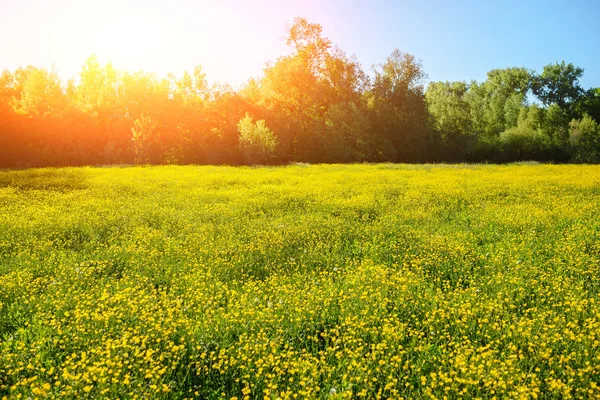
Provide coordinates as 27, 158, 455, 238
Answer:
0, 164, 599, 399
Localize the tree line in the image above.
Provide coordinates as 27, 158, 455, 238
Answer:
1, 18, 599, 167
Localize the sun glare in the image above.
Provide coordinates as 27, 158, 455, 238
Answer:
52, 1, 229, 80
2, 0, 321, 84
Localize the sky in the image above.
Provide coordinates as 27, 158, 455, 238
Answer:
1, 0, 599, 89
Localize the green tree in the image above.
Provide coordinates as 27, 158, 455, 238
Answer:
468, 67, 532, 136
576, 88, 600, 123
368, 50, 429, 161
426, 81, 473, 159
533, 62, 584, 110
322, 101, 379, 162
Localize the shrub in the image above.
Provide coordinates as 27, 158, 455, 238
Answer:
570, 114, 600, 163
468, 134, 503, 163
499, 125, 552, 162
237, 113, 277, 165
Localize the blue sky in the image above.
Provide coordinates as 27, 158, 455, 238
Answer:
337, 0, 600, 88
1, 0, 598, 89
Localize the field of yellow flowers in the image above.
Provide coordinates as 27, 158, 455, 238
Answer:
0, 164, 599, 399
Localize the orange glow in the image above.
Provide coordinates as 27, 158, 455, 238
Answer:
50, 1, 213, 79
0, 0, 334, 85
1, 0, 335, 85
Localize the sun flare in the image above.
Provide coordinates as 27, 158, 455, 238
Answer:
49, 0, 239, 80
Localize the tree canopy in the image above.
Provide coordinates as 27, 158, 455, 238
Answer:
1, 18, 599, 167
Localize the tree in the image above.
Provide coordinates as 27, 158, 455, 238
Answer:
74, 55, 121, 124
322, 101, 377, 162
467, 67, 532, 136
426, 81, 473, 159
0, 17, 599, 167
374, 50, 427, 96
257, 17, 369, 162
6, 67, 65, 118
173, 66, 210, 106
368, 50, 429, 161
286, 17, 332, 76
576, 88, 600, 123
486, 67, 532, 97
131, 113, 161, 163
533, 62, 584, 109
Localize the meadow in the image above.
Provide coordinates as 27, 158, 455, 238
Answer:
0, 164, 599, 399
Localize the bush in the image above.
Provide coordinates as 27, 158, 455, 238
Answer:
499, 125, 552, 162
570, 114, 600, 163
467, 134, 503, 163
237, 113, 277, 165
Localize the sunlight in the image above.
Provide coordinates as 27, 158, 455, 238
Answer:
55, 1, 224, 78
2, 0, 320, 84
